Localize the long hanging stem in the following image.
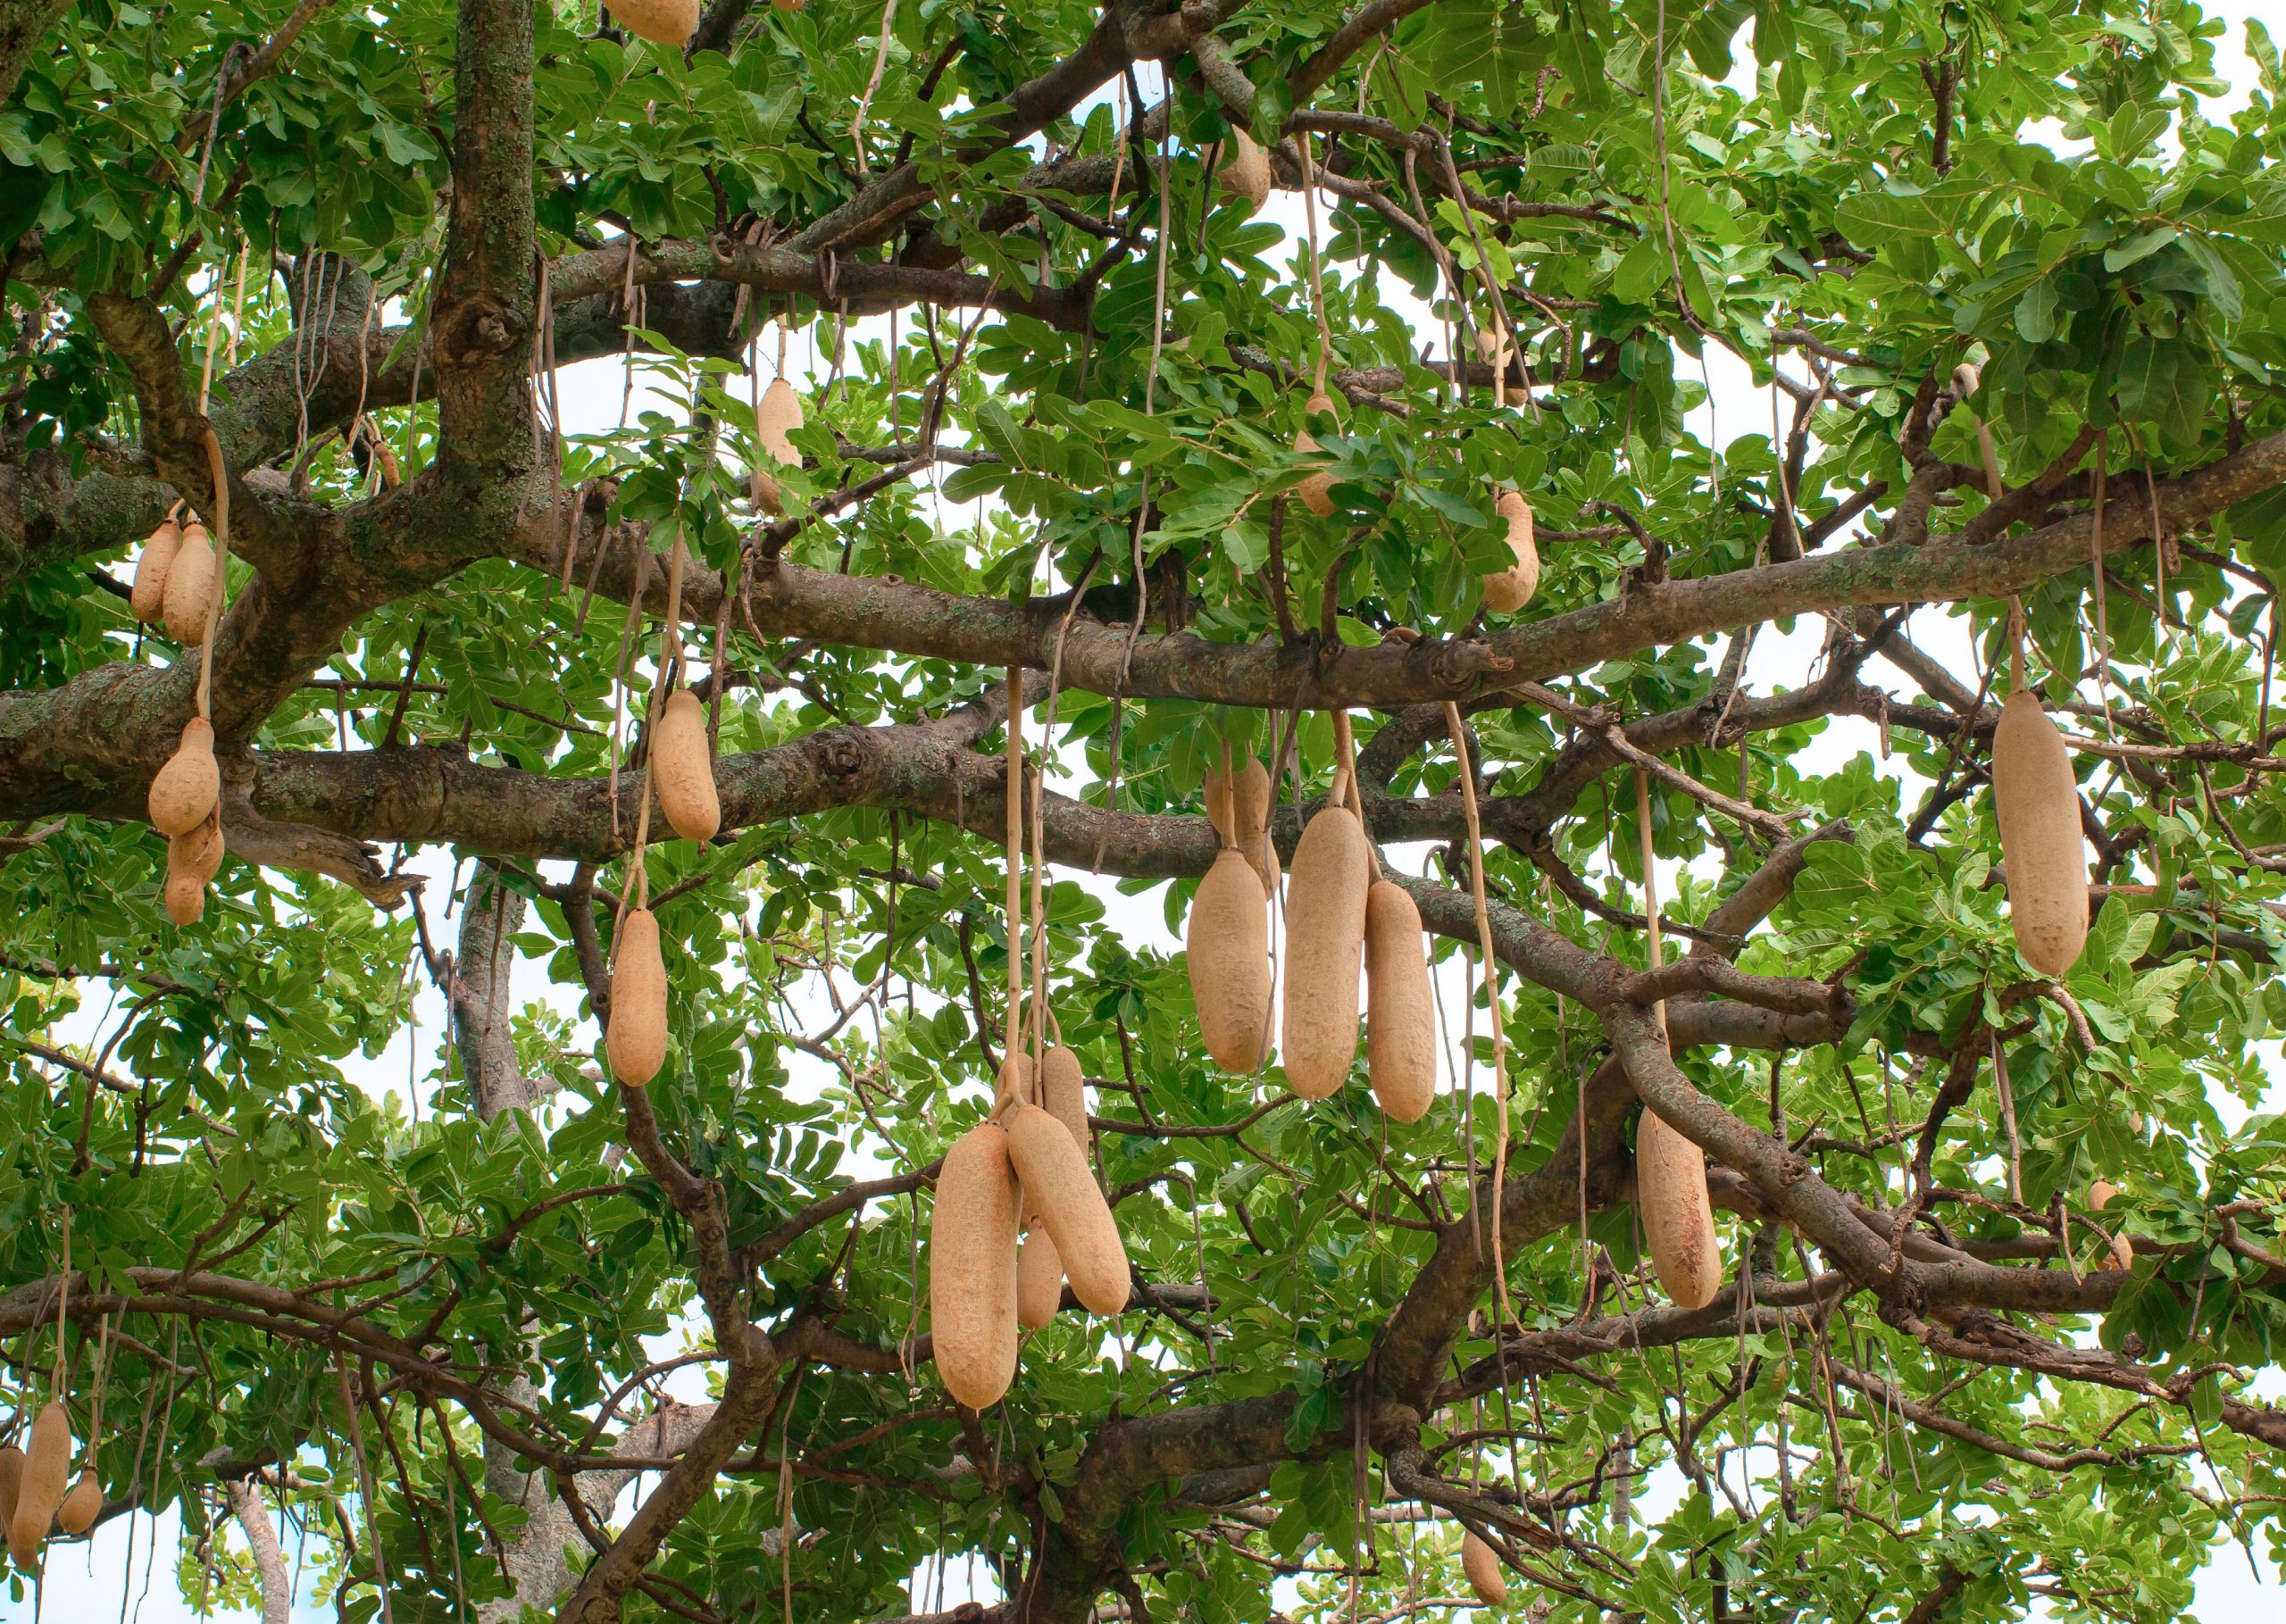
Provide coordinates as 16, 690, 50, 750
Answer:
88, 1311, 110, 1452
2089, 429, 2116, 738
1444, 703, 1509, 1325
196, 427, 232, 720
52, 1207, 71, 1395
1003, 666, 1025, 1075
617, 536, 686, 929
1026, 748, 1048, 1064
336, 1350, 396, 1624
197, 246, 233, 412
1635, 767, 1667, 1037
1297, 131, 1334, 396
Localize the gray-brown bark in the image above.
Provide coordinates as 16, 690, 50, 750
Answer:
0, 0, 69, 106
479, 1398, 723, 1624
223, 1477, 296, 1624
450, 860, 536, 1121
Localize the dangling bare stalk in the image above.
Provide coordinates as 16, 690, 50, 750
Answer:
50, 1207, 71, 1396
197, 243, 235, 412
2089, 429, 2116, 738
1634, 767, 1667, 1040
616, 536, 686, 931
197, 426, 232, 720
336, 1349, 396, 1624
1028, 555, 1099, 1056
850, 0, 899, 176
1003, 666, 1026, 1079
1443, 702, 1510, 1323
1297, 130, 1334, 398
1116, 96, 1172, 698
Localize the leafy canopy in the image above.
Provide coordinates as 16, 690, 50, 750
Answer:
4, 2, 2286, 1622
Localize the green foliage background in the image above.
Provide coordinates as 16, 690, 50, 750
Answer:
4, 1, 2286, 1620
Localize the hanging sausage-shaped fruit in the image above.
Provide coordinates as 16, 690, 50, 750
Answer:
1991, 652, 2090, 977
1364, 880, 1435, 1123
1482, 489, 1539, 613
1281, 760, 1370, 1101
606, 908, 669, 1087
929, 1121, 1022, 1410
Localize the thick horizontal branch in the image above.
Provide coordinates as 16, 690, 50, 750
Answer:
518, 428, 2286, 712
546, 237, 1096, 330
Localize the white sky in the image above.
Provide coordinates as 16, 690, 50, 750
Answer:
39, 4, 2282, 1620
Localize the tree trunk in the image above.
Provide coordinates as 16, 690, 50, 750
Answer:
454, 860, 534, 1121
223, 1478, 294, 1624
0, 0, 71, 106
477, 1401, 722, 1624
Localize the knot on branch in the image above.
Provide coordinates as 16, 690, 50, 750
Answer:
1425, 637, 1514, 692
819, 735, 868, 779
437, 295, 519, 365
1124, 0, 1221, 58
1370, 1401, 1422, 1452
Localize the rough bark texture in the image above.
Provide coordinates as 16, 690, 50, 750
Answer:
452, 860, 535, 1121
8, 7, 2286, 1623
478, 1399, 722, 1624
0, 0, 68, 106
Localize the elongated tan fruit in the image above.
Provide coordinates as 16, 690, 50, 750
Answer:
130, 518, 181, 623
1020, 1046, 1089, 1320
163, 865, 207, 927
1219, 128, 1271, 211
1462, 1530, 1506, 1604
164, 816, 224, 926
1039, 1045, 1088, 1148
1005, 1103, 1129, 1313
750, 381, 804, 515
0, 1445, 21, 1540
930, 1121, 1021, 1408
1295, 392, 1338, 516
1232, 754, 1271, 841
1280, 802, 1370, 1099
652, 690, 721, 843
609, 0, 697, 46
2090, 1178, 2117, 1212
1364, 880, 1435, 1123
55, 1469, 100, 1537
749, 465, 783, 516
1637, 1108, 1721, 1309
1016, 1226, 1064, 1329
1483, 490, 1539, 612
1188, 848, 1272, 1072
606, 908, 668, 1087
162, 521, 214, 646
757, 379, 804, 458
1203, 762, 1234, 843
1992, 688, 2089, 976
1233, 754, 1279, 896
10, 1400, 69, 1561
171, 817, 225, 883
148, 718, 219, 837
